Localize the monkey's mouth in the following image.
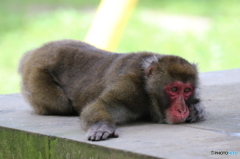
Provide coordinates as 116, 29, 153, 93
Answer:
165, 117, 187, 124
171, 119, 186, 124
165, 111, 188, 124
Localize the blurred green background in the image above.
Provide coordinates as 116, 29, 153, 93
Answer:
1, 0, 240, 94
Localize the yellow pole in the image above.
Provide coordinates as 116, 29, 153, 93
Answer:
84, 0, 138, 51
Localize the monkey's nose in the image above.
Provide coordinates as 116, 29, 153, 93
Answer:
177, 107, 186, 114
178, 109, 183, 114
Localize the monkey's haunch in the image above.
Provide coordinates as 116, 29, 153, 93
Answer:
19, 39, 206, 141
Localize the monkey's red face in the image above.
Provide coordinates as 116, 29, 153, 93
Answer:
165, 82, 194, 123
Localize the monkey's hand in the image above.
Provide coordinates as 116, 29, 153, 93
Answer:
186, 103, 206, 123
87, 121, 119, 141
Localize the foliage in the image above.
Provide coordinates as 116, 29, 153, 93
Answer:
1, 0, 240, 94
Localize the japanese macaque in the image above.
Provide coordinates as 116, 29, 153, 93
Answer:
19, 39, 205, 141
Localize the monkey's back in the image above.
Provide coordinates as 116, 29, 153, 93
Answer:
19, 40, 158, 113
19, 40, 117, 108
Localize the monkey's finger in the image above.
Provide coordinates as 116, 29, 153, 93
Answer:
102, 132, 110, 140
95, 131, 104, 141
113, 130, 119, 137
88, 132, 98, 141
88, 135, 94, 141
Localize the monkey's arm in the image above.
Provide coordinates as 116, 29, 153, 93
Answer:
80, 74, 144, 141
186, 100, 206, 122
80, 98, 118, 141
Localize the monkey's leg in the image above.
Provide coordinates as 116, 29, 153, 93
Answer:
24, 67, 77, 115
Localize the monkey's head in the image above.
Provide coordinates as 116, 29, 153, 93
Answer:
143, 55, 199, 124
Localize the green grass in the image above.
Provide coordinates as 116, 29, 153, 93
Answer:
1, 0, 240, 94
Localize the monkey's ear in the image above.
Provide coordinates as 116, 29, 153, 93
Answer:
142, 56, 158, 77
145, 64, 154, 77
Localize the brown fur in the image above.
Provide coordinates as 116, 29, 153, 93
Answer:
19, 39, 205, 141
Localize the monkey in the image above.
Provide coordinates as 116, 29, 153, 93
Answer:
18, 39, 205, 141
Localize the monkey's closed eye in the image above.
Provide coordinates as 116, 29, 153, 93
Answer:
184, 88, 191, 93
171, 87, 178, 92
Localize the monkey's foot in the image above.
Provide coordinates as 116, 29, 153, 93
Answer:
87, 121, 119, 141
